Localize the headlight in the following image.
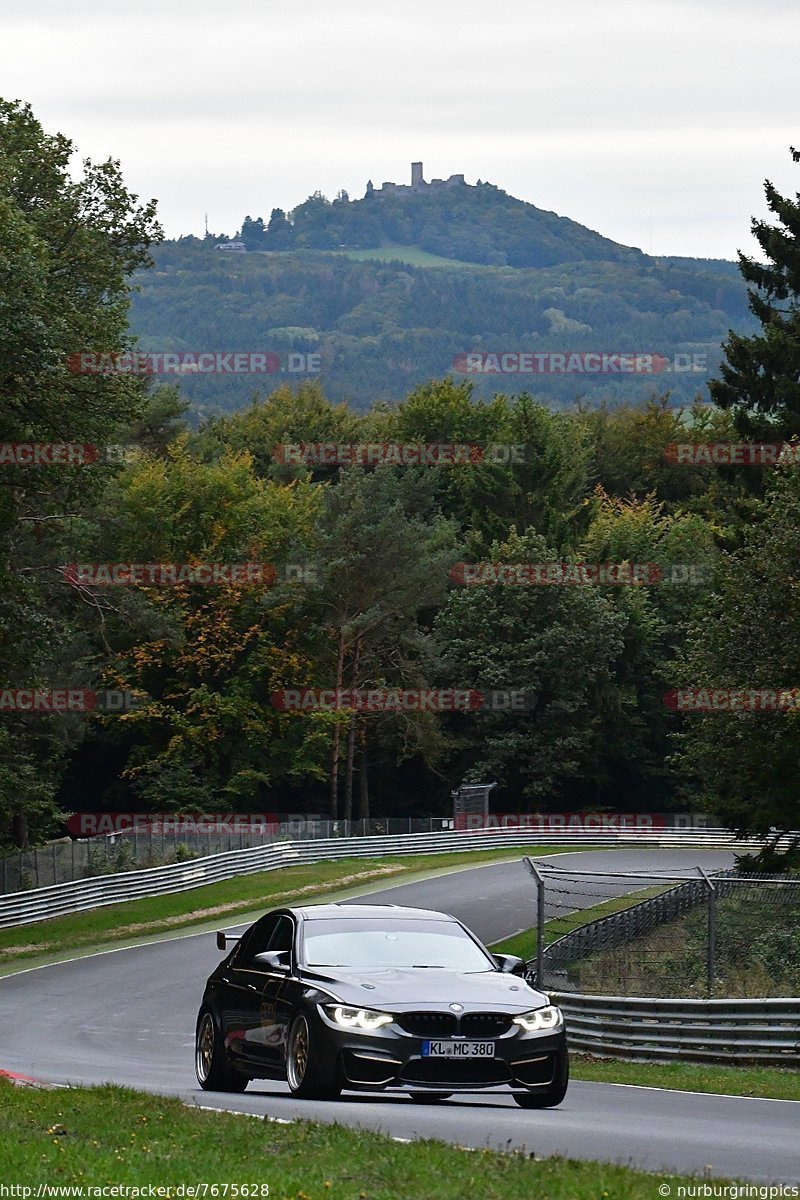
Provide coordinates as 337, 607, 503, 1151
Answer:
322, 1004, 393, 1030
512, 1005, 563, 1032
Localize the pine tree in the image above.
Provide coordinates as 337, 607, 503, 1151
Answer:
710, 148, 800, 438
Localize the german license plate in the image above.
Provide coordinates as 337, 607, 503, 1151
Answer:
422, 1040, 495, 1058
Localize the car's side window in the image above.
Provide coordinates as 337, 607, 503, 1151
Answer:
267, 915, 295, 956
239, 915, 280, 966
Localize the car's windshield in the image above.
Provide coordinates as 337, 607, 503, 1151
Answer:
301, 917, 494, 971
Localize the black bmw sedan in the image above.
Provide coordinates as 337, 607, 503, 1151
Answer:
195, 903, 568, 1107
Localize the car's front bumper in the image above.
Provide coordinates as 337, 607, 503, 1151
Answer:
321, 1021, 567, 1092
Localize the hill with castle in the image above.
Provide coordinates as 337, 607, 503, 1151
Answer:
129, 164, 756, 415
234, 162, 644, 268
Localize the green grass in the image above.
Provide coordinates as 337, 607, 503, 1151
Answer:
0, 1079, 726, 1198
0, 847, 569, 972
570, 1055, 800, 1100
327, 243, 478, 268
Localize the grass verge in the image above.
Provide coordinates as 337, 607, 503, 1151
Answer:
569, 1054, 800, 1101
0, 846, 568, 972
0, 1078, 722, 1198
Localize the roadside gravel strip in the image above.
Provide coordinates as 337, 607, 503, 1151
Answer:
0, 848, 797, 1185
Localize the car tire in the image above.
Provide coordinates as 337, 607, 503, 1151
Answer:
285, 1011, 342, 1100
513, 1051, 569, 1109
408, 1092, 452, 1103
195, 1008, 249, 1093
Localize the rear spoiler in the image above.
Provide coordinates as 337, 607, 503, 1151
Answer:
216, 931, 240, 951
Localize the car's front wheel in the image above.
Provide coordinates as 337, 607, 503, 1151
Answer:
285, 1012, 342, 1100
513, 1051, 569, 1108
195, 1009, 249, 1093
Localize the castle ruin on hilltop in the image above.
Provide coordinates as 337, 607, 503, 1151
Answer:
365, 163, 467, 197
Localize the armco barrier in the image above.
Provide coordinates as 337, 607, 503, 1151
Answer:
554, 992, 800, 1065
0, 825, 766, 929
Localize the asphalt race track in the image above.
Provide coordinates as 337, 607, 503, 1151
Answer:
0, 848, 797, 1184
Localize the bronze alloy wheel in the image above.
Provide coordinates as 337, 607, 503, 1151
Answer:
285, 1012, 342, 1099
195, 1008, 249, 1092
287, 1014, 310, 1091
196, 1011, 215, 1084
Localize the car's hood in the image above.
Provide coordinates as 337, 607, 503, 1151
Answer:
301, 966, 549, 1011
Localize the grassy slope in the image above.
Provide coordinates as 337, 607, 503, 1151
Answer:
0, 1079, 724, 1197
328, 244, 479, 268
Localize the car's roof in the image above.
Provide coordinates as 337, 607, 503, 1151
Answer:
289, 903, 454, 922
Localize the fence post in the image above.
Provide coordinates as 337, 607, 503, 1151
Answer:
523, 857, 546, 986
698, 867, 716, 994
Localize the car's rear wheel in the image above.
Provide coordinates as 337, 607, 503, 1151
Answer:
195, 1009, 249, 1093
513, 1051, 569, 1108
408, 1092, 452, 1103
285, 1012, 341, 1100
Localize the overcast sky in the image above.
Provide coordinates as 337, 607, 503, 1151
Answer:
1, 0, 798, 259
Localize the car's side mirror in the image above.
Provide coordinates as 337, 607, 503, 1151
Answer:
251, 949, 291, 972
494, 952, 526, 976
216, 931, 238, 952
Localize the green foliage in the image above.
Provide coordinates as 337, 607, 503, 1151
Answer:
710, 147, 800, 438
434, 527, 628, 801
0, 98, 161, 848
673, 467, 800, 835
127, 234, 755, 414
3, 105, 798, 845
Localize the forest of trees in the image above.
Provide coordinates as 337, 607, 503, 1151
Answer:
2, 101, 800, 851
129, 236, 755, 414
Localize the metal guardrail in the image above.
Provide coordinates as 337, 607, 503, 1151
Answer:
0, 826, 763, 929
554, 992, 800, 1065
